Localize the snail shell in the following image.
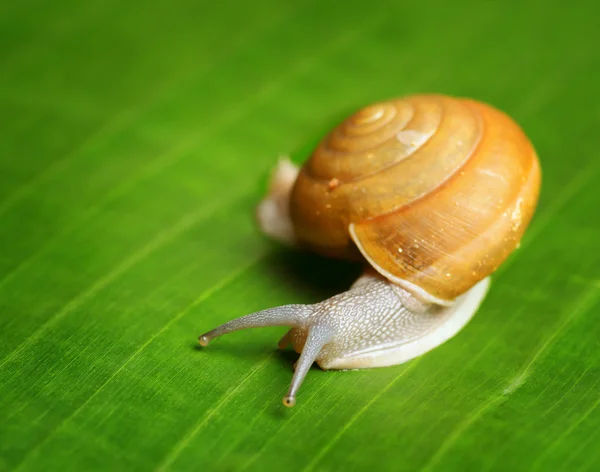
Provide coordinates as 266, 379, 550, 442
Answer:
290, 94, 541, 304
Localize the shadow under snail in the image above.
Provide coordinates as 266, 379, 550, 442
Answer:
199, 94, 541, 407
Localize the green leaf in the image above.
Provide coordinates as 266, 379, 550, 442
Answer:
1, 0, 599, 471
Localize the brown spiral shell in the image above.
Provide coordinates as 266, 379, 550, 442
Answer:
289, 94, 541, 304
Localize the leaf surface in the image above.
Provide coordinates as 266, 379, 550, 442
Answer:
1, 1, 600, 471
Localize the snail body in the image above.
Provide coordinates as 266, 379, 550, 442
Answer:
199, 94, 541, 407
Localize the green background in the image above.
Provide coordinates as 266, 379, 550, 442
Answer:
1, 0, 599, 470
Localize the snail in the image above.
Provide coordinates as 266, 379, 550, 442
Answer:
199, 94, 541, 407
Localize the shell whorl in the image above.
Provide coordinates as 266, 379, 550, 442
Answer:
308, 98, 440, 181
289, 94, 540, 303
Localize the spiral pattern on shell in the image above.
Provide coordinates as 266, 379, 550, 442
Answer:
290, 94, 541, 304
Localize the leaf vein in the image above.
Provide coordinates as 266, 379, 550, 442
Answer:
303, 361, 421, 472
12, 256, 265, 470
0, 186, 252, 372
419, 285, 600, 472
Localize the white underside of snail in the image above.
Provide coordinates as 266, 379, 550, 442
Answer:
200, 158, 490, 407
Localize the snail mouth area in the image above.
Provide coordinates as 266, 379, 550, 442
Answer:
319, 277, 490, 370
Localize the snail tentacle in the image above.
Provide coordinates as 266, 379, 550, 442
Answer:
198, 304, 312, 347
283, 324, 333, 408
